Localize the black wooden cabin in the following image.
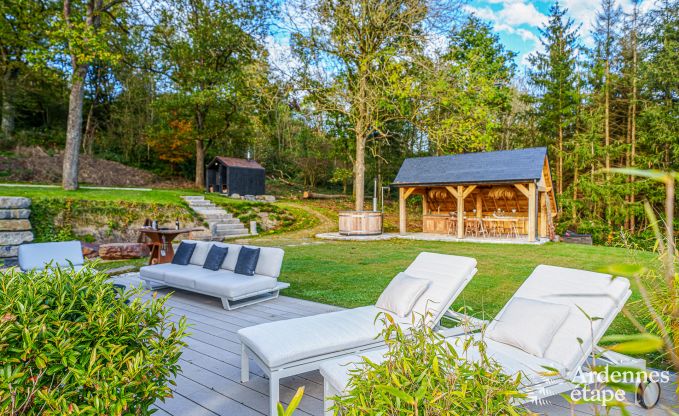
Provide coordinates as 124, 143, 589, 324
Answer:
205, 157, 265, 196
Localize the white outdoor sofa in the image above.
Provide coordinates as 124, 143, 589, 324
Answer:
18, 240, 86, 272
139, 240, 287, 310
238, 252, 478, 416
320, 265, 661, 414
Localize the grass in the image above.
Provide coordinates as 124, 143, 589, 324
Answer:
0, 185, 202, 205
278, 240, 656, 338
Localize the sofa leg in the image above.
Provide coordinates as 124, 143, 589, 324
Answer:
269, 372, 280, 416
240, 344, 250, 383
221, 297, 232, 310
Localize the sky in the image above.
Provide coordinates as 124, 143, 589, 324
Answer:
464, 0, 655, 67
265, 0, 657, 76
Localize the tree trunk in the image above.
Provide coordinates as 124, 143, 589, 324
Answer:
604, 60, 610, 176
630, 11, 638, 232
354, 131, 365, 211
557, 122, 563, 214
572, 151, 578, 224
62, 64, 88, 190
1, 70, 18, 140
195, 139, 205, 189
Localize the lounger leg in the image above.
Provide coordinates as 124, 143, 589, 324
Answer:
269, 372, 280, 416
240, 344, 250, 383
221, 297, 232, 310
324, 379, 334, 416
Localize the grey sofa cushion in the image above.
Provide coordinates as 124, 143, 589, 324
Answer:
18, 241, 85, 271
163, 264, 207, 288
139, 263, 187, 281
254, 247, 285, 278
194, 271, 277, 298
221, 244, 243, 270
189, 241, 213, 266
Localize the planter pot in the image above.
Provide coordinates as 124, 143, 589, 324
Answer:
338, 211, 383, 236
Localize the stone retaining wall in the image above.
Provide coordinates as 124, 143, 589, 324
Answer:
0, 197, 33, 260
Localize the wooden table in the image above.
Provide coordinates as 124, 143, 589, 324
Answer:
138, 228, 200, 265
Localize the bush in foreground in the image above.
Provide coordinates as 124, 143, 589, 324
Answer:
332, 313, 525, 415
0, 266, 187, 415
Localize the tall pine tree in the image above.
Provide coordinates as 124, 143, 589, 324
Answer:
528, 2, 580, 214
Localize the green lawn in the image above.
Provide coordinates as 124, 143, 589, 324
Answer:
0, 185, 202, 204
278, 240, 655, 337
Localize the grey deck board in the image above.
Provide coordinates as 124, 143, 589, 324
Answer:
114, 273, 677, 416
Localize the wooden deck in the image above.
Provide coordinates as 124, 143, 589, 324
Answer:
114, 273, 677, 416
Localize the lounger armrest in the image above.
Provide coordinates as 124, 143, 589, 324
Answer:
438, 310, 487, 335
592, 346, 646, 370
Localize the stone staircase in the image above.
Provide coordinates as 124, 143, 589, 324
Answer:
181, 196, 249, 240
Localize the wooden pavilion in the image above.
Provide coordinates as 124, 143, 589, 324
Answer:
393, 147, 557, 242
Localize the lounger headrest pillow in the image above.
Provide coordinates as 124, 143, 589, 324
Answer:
376, 273, 431, 318
486, 297, 570, 358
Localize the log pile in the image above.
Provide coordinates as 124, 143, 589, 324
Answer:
302, 191, 348, 200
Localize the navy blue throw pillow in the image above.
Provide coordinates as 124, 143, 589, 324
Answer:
235, 247, 260, 276
203, 245, 228, 271
172, 242, 196, 265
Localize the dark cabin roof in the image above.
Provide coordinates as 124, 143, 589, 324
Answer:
393, 147, 547, 186
209, 157, 264, 170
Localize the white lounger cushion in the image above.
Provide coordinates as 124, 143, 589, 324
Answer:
320, 333, 566, 396
18, 241, 85, 271
509, 265, 630, 372
240, 306, 385, 368
401, 253, 477, 323
487, 297, 570, 357
376, 273, 430, 318
239, 253, 477, 369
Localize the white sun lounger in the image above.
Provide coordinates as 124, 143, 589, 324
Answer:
238, 252, 478, 415
320, 265, 660, 414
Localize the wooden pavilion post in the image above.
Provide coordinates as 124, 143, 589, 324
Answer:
422, 188, 428, 215
539, 192, 547, 237
457, 185, 464, 238
475, 193, 483, 218
399, 187, 407, 235
528, 182, 537, 241
399, 187, 415, 235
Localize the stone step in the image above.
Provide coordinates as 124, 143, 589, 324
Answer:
207, 218, 240, 225
181, 194, 248, 239
194, 209, 231, 218
0, 197, 31, 209
215, 223, 247, 231
188, 201, 214, 207
214, 229, 249, 237
0, 231, 33, 246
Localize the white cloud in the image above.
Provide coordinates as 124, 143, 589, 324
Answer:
498, 1, 548, 27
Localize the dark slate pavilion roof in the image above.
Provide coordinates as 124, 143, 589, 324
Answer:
393, 147, 547, 186
209, 156, 264, 170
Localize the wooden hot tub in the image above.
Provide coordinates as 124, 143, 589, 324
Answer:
338, 211, 383, 236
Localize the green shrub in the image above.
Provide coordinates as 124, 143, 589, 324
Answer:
331, 313, 525, 415
0, 266, 187, 415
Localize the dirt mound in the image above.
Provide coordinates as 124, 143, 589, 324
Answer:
0, 146, 176, 188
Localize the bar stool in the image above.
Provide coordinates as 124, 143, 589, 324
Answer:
447, 213, 457, 235
465, 218, 478, 236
